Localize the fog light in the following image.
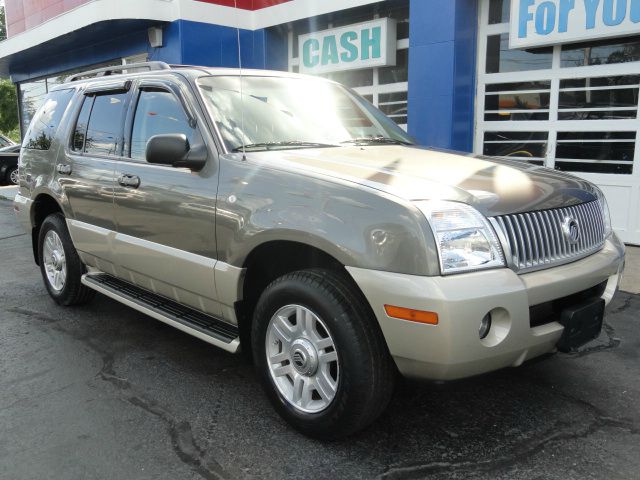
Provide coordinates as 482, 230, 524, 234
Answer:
479, 313, 492, 339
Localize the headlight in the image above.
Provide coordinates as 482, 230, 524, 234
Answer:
416, 201, 506, 275
597, 193, 613, 239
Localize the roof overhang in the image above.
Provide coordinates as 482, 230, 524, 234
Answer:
0, 0, 384, 78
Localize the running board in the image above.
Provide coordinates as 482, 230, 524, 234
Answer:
81, 273, 240, 353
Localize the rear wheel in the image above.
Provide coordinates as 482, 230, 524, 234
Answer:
252, 269, 395, 439
38, 213, 95, 306
7, 166, 18, 185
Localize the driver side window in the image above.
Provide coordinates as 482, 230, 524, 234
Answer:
130, 89, 196, 160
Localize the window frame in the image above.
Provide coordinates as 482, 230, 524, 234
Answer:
68, 82, 132, 160
124, 80, 201, 164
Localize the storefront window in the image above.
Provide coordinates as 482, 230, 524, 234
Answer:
379, 49, 408, 85
326, 70, 374, 88
488, 0, 510, 24
287, 4, 409, 130
486, 34, 553, 73
555, 132, 635, 174
483, 131, 547, 165
558, 76, 639, 121
561, 36, 640, 68
477, 0, 640, 242
484, 81, 551, 121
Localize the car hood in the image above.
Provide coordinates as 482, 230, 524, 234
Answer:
250, 145, 599, 217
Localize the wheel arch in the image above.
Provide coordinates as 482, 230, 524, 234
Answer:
30, 193, 65, 265
234, 239, 373, 355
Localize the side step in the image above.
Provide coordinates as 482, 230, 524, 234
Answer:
82, 273, 240, 353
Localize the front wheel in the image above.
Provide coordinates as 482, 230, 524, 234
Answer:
252, 269, 395, 439
38, 213, 95, 306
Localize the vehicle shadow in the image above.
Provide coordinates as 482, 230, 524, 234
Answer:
60, 292, 640, 479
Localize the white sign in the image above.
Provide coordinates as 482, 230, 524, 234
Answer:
298, 18, 397, 75
510, 0, 640, 49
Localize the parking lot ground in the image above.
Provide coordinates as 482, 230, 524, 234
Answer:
1, 198, 639, 480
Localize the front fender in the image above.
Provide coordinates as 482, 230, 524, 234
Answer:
216, 157, 437, 276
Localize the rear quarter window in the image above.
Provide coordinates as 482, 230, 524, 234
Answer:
23, 89, 75, 151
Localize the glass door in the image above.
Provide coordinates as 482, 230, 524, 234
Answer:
476, 0, 640, 245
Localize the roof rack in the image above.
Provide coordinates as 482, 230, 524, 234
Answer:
66, 62, 172, 83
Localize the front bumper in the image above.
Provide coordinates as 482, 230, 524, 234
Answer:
347, 234, 625, 381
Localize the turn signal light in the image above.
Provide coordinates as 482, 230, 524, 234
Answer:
384, 305, 439, 325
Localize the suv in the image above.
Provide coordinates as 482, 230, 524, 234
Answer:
14, 62, 625, 439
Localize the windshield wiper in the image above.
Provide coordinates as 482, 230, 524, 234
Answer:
340, 136, 412, 146
232, 141, 338, 152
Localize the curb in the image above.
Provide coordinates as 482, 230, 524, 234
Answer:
0, 187, 18, 202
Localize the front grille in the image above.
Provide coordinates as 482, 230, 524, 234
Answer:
492, 200, 605, 273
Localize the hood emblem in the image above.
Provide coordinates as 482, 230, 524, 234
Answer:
562, 217, 580, 245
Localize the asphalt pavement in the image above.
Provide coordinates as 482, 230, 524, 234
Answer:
1, 197, 639, 480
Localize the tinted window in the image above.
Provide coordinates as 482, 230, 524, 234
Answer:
130, 90, 195, 160
84, 92, 128, 156
23, 89, 74, 150
486, 34, 552, 73
488, 0, 510, 24
561, 36, 640, 68
72, 96, 94, 151
379, 48, 408, 85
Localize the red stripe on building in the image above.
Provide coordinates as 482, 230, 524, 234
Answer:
5, 0, 89, 37
195, 0, 292, 10
3, 0, 293, 37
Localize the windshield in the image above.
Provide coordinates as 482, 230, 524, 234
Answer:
197, 75, 414, 152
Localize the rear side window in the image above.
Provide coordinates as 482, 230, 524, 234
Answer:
73, 92, 128, 156
23, 89, 74, 150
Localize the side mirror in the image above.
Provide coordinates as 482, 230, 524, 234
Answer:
145, 134, 207, 171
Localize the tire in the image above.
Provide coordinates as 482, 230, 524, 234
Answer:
7, 166, 18, 185
38, 213, 95, 306
252, 269, 395, 439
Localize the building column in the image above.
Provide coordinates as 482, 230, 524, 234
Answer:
408, 0, 478, 152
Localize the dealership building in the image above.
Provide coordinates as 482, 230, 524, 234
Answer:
0, 0, 638, 243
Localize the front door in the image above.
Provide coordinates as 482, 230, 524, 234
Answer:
112, 81, 221, 316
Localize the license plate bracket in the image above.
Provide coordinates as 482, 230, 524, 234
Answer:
557, 298, 605, 353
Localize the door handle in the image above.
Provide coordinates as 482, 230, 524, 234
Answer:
118, 174, 141, 188
57, 164, 72, 175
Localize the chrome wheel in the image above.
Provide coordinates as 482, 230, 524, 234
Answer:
9, 168, 18, 185
42, 230, 67, 292
266, 304, 339, 413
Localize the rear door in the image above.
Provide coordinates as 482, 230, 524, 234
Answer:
112, 78, 221, 317
58, 82, 131, 274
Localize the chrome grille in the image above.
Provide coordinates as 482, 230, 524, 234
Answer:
491, 200, 605, 273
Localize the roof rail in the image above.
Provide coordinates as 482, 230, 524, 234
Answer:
66, 62, 172, 83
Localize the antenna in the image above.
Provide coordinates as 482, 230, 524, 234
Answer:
235, 0, 247, 161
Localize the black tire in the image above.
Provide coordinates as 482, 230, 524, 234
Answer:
38, 213, 95, 306
252, 269, 396, 439
6, 166, 18, 185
